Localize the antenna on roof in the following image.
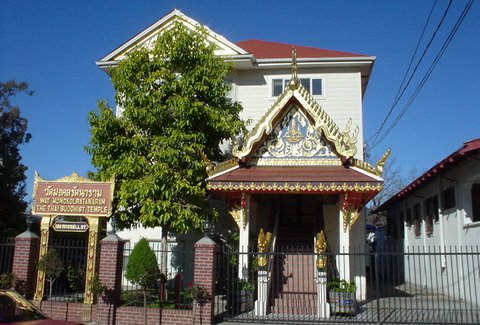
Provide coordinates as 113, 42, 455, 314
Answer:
289, 47, 300, 90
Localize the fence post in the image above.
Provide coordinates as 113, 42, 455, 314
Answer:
12, 230, 40, 299
194, 236, 217, 325
97, 234, 124, 324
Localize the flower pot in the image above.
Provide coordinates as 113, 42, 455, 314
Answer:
329, 291, 357, 315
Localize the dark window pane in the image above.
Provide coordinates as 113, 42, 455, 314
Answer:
471, 183, 480, 222
273, 79, 283, 96
300, 78, 310, 91
312, 78, 322, 95
442, 186, 456, 210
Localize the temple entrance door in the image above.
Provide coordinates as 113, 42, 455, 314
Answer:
276, 195, 323, 252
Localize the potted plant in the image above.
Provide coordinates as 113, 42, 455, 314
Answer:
226, 278, 255, 314
327, 278, 357, 315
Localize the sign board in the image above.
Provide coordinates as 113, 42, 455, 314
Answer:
53, 220, 89, 232
32, 172, 114, 217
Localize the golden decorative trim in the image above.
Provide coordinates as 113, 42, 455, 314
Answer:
207, 181, 382, 193
257, 228, 272, 267
251, 157, 342, 167
208, 158, 238, 177
288, 48, 300, 91
84, 217, 99, 304
375, 148, 391, 176
200, 151, 215, 174
342, 207, 361, 232
228, 204, 244, 230
34, 216, 53, 302
296, 86, 358, 159
350, 149, 391, 177
315, 231, 327, 269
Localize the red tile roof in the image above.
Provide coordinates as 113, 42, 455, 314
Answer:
376, 138, 480, 211
235, 39, 369, 59
209, 165, 381, 194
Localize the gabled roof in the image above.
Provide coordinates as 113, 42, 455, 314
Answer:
97, 9, 249, 70
236, 39, 370, 59
234, 83, 359, 162
376, 138, 480, 211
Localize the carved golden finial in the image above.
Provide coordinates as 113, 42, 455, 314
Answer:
289, 47, 300, 90
200, 151, 215, 174
257, 228, 272, 267
315, 231, 327, 254
315, 230, 327, 269
258, 228, 272, 253
375, 148, 391, 176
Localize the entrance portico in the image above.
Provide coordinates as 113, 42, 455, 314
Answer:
206, 52, 389, 317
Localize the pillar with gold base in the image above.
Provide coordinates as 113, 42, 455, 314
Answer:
82, 216, 100, 322
238, 193, 250, 280
33, 216, 53, 302
315, 231, 330, 318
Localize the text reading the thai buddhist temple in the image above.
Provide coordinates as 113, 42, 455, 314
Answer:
34, 182, 112, 217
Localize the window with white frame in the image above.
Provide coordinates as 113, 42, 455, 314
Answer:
271, 77, 324, 97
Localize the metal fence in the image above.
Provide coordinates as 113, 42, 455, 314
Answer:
0, 237, 15, 274
47, 238, 87, 302
215, 245, 480, 324
120, 240, 194, 309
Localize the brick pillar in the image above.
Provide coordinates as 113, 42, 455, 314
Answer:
193, 236, 217, 325
12, 231, 40, 299
98, 234, 124, 304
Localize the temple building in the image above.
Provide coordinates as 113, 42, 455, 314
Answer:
97, 9, 388, 315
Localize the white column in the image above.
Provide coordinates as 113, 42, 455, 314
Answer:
316, 270, 330, 318
238, 193, 251, 279
338, 199, 350, 281
255, 270, 268, 316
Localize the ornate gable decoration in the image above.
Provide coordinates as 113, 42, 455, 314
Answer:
98, 9, 248, 65
250, 105, 339, 166
234, 83, 359, 163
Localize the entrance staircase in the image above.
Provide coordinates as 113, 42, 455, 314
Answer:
270, 222, 317, 315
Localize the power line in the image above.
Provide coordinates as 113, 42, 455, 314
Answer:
366, 0, 440, 145
369, 0, 475, 150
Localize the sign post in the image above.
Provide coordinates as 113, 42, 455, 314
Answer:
32, 171, 114, 321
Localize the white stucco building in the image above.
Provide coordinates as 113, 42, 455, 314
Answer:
377, 138, 480, 304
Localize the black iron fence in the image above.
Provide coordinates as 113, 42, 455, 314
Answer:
47, 238, 87, 302
120, 240, 194, 309
215, 245, 480, 324
0, 237, 15, 275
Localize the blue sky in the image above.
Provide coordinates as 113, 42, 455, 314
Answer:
1, 1, 479, 203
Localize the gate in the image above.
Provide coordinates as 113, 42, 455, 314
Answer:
215, 245, 480, 324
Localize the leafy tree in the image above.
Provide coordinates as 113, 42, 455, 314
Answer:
86, 23, 245, 273
0, 80, 33, 236
125, 238, 161, 325
37, 250, 63, 316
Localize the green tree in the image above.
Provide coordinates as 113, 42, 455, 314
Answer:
0, 80, 33, 236
125, 238, 161, 325
37, 250, 63, 317
86, 22, 244, 272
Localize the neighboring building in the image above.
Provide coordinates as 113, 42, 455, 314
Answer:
376, 138, 480, 304
97, 9, 388, 314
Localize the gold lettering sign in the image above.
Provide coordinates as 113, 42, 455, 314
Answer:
32, 172, 114, 217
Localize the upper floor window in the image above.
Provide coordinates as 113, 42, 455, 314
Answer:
225, 80, 236, 101
471, 183, 480, 222
272, 77, 324, 97
414, 203, 422, 238
442, 186, 456, 210
406, 208, 412, 227
424, 195, 438, 236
